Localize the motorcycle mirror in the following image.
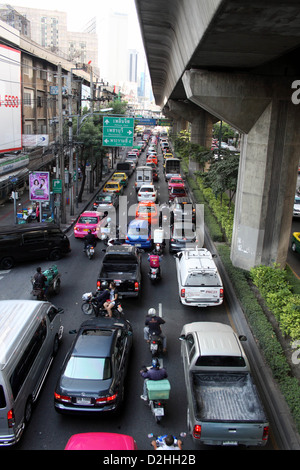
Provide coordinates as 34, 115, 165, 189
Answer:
69, 329, 77, 334
238, 335, 247, 342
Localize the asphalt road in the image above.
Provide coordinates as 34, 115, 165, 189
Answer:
0, 141, 279, 452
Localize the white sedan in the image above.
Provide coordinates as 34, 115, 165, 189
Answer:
137, 184, 158, 202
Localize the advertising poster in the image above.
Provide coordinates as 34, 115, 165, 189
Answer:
29, 171, 50, 201
0, 45, 22, 153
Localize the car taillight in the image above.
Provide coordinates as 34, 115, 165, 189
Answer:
193, 425, 201, 439
220, 288, 224, 298
181, 288, 185, 297
262, 426, 269, 441
96, 393, 117, 404
97, 280, 101, 290
135, 281, 139, 291
54, 392, 71, 403
7, 409, 15, 428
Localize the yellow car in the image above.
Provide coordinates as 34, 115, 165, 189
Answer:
103, 180, 123, 194
164, 152, 173, 161
111, 172, 128, 187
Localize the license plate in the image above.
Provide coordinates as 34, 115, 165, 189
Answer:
223, 441, 238, 446
154, 407, 164, 416
76, 397, 91, 405
136, 243, 141, 247
151, 343, 158, 350
114, 279, 121, 285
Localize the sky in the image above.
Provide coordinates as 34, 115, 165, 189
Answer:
10, 0, 144, 52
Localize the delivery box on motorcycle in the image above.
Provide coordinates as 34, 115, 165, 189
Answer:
146, 379, 171, 400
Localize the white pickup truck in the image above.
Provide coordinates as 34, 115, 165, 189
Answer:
179, 322, 269, 447
175, 248, 223, 307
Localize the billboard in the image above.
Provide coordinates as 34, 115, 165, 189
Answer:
0, 45, 22, 153
29, 171, 50, 201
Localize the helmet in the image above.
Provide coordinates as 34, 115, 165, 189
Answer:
148, 308, 156, 316
151, 357, 160, 368
101, 281, 108, 289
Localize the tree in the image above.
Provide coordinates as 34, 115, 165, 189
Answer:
203, 151, 239, 208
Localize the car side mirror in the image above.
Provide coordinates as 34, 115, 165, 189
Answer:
179, 334, 186, 341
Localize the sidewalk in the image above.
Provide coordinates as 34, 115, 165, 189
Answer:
0, 174, 112, 233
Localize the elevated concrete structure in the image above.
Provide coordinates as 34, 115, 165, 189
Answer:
135, 0, 300, 269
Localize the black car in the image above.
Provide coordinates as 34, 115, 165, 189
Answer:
169, 197, 196, 224
54, 317, 132, 414
92, 192, 119, 211
145, 162, 159, 181
169, 223, 197, 253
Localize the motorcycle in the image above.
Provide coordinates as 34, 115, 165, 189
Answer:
31, 265, 61, 300
149, 266, 161, 283
148, 332, 164, 357
85, 244, 95, 259
144, 377, 171, 424
81, 292, 123, 317
152, 242, 164, 256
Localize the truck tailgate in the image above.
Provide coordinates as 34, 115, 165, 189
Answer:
200, 422, 268, 446
185, 286, 221, 303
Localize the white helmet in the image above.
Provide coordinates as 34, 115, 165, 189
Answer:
148, 308, 156, 316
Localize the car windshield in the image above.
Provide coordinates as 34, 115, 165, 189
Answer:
128, 226, 149, 236
78, 216, 98, 224
294, 198, 300, 204
173, 227, 195, 239
186, 272, 221, 287
172, 187, 185, 194
106, 183, 118, 189
64, 356, 112, 380
138, 206, 156, 213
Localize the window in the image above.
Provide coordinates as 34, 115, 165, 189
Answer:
24, 90, 34, 108
10, 319, 47, 399
22, 231, 45, 244
0, 386, 6, 408
195, 355, 246, 368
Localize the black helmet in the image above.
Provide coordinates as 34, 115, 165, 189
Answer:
101, 281, 109, 289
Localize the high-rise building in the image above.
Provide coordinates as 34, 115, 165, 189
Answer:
128, 49, 138, 83
11, 6, 99, 74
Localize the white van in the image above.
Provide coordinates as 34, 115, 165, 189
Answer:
0, 300, 63, 446
135, 165, 153, 191
175, 248, 223, 307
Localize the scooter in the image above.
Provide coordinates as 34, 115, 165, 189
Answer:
153, 242, 164, 256
148, 332, 164, 357
149, 266, 161, 283
148, 433, 186, 449
143, 375, 171, 424
85, 244, 95, 259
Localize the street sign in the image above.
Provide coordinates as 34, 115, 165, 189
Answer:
52, 179, 62, 193
102, 116, 134, 147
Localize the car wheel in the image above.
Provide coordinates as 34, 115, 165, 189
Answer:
49, 249, 61, 261
1, 256, 14, 269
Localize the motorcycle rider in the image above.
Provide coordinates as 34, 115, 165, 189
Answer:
148, 252, 161, 278
151, 435, 183, 450
144, 308, 167, 352
103, 281, 118, 318
83, 229, 97, 252
95, 281, 110, 309
140, 357, 168, 401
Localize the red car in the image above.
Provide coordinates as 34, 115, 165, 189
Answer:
168, 175, 185, 191
169, 185, 187, 201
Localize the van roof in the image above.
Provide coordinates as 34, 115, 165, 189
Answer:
0, 300, 45, 369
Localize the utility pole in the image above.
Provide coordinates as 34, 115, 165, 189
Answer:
68, 72, 74, 216
58, 63, 66, 224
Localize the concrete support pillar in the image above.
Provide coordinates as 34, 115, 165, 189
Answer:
182, 69, 300, 269
168, 99, 216, 147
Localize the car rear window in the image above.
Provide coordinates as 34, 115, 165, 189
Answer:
0, 386, 6, 408
195, 355, 246, 368
78, 216, 99, 224
65, 357, 111, 380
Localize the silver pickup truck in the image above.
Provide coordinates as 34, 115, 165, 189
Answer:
179, 322, 269, 447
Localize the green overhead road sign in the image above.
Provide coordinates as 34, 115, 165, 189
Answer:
102, 116, 134, 147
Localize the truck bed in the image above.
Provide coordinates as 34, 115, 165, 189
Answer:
192, 372, 267, 422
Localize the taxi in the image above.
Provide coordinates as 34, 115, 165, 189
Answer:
111, 172, 128, 187
65, 432, 137, 450
146, 154, 158, 166
135, 201, 159, 225
103, 180, 123, 194
164, 152, 173, 161
74, 210, 107, 239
